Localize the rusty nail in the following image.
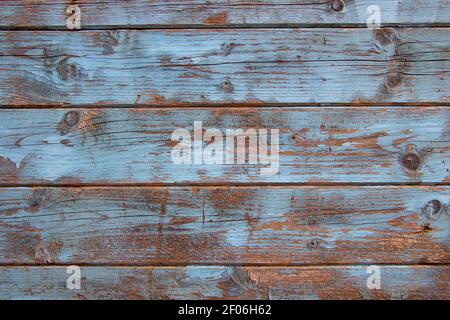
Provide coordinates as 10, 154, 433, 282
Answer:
385, 72, 402, 89
330, 0, 345, 12
64, 111, 80, 127
422, 200, 444, 219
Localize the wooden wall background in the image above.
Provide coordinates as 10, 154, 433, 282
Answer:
0, 0, 449, 300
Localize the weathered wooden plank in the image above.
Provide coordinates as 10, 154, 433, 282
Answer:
1, 1, 449, 28
0, 266, 448, 300
0, 186, 448, 265
0, 107, 448, 184
1, 28, 449, 105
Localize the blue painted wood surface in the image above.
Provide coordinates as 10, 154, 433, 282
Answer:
0, 28, 449, 105
0, 107, 448, 184
1, 0, 449, 28
0, 0, 449, 300
0, 266, 448, 299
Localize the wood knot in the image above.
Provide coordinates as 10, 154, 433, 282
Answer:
402, 153, 421, 171
384, 72, 402, 89
221, 79, 234, 93
373, 28, 397, 46
307, 238, 321, 250
221, 43, 233, 55
57, 58, 79, 81
422, 200, 444, 220
330, 0, 345, 12
422, 224, 432, 233
401, 144, 421, 171
58, 110, 81, 135
64, 111, 80, 127
30, 189, 48, 212
228, 266, 255, 289
35, 245, 54, 263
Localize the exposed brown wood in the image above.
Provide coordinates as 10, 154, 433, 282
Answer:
0, 266, 448, 299
0, 186, 448, 265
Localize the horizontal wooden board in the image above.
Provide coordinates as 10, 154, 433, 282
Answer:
0, 266, 448, 299
1, 1, 449, 28
0, 28, 449, 106
0, 107, 448, 184
0, 186, 448, 265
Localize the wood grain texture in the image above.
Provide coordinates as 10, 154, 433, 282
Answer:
0, 186, 448, 265
0, 107, 448, 184
0, 266, 448, 300
1, 28, 449, 106
1, 1, 449, 28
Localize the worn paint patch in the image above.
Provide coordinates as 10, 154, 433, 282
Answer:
0, 156, 18, 183
203, 12, 228, 25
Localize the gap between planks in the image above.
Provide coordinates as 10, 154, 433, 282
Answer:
1, 263, 449, 268
1, 182, 450, 188
1, 103, 450, 109
2, 24, 450, 31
